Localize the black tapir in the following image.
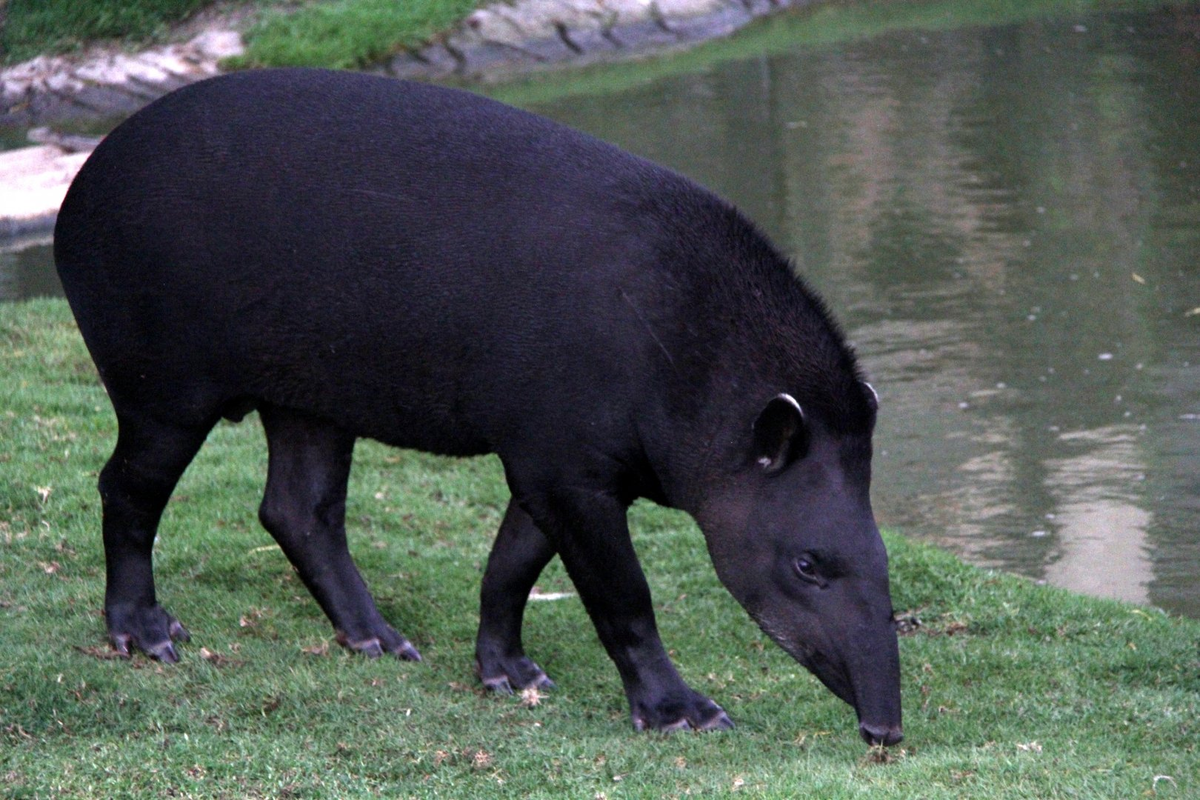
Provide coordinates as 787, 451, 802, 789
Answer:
54, 69, 902, 746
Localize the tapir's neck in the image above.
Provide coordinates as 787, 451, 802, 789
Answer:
636, 385, 752, 518
619, 194, 866, 514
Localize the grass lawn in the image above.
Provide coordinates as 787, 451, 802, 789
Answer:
1, 0, 235, 64
0, 0, 486, 68
1, 298, 1198, 798
229, 0, 486, 70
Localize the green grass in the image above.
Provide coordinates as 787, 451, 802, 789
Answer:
230, 0, 486, 70
0, 0, 486, 69
1, 0, 233, 64
2, 298, 1198, 798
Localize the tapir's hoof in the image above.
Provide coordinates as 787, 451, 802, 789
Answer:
335, 629, 422, 661
107, 604, 190, 662
631, 693, 734, 733
475, 656, 555, 695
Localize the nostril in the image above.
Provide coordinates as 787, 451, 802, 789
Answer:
859, 722, 903, 747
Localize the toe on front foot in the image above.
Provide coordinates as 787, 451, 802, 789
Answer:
106, 604, 189, 662
475, 655, 555, 695
336, 628, 423, 661
631, 692, 734, 733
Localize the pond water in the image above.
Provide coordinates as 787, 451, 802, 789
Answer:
3, 4, 1198, 617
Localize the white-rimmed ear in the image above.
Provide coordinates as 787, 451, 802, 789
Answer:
752, 393, 808, 473
863, 381, 879, 412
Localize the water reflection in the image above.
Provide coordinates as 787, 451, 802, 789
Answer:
3, 5, 1197, 616
527, 6, 1200, 617
0, 235, 56, 300
1044, 426, 1152, 604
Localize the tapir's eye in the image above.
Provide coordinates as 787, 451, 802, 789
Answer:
794, 556, 821, 585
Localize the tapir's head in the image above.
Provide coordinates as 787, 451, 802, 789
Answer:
696, 385, 902, 747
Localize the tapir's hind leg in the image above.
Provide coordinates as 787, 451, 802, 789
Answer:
100, 412, 214, 662
475, 500, 557, 693
257, 405, 420, 660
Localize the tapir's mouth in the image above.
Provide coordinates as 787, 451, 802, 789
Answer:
751, 616, 903, 745
797, 649, 856, 708
798, 648, 903, 744
752, 616, 857, 708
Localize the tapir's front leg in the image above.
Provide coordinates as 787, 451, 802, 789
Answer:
518, 484, 734, 732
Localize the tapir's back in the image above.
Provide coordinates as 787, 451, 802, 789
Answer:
55, 69, 706, 453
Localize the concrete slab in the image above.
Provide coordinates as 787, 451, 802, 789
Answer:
0, 145, 91, 236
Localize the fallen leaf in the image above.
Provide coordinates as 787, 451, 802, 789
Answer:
863, 746, 899, 764
199, 648, 243, 667
4, 724, 33, 740
74, 645, 129, 660
239, 608, 268, 628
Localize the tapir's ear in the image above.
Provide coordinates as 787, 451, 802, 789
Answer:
752, 393, 808, 473
863, 381, 879, 412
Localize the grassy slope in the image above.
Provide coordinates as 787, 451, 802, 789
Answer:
1, 298, 1197, 798
1, 0, 230, 64
0, 0, 486, 68
230, 0, 485, 70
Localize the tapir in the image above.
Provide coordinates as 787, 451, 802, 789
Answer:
54, 68, 902, 746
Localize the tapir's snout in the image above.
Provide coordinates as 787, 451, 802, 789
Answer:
803, 642, 903, 747
859, 721, 904, 747
774, 564, 903, 748
846, 610, 904, 749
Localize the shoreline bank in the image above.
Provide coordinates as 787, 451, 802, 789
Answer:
0, 0, 811, 238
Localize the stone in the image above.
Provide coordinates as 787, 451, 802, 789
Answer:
188, 31, 245, 61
